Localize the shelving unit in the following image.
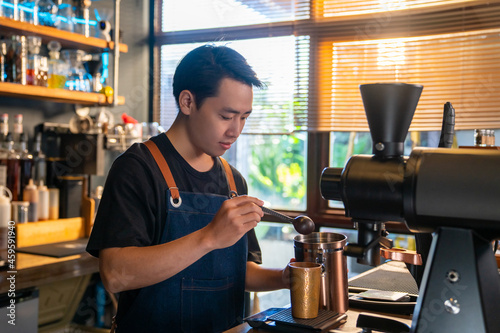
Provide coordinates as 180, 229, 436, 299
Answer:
0, 17, 128, 53
0, 16, 128, 106
0, 82, 125, 105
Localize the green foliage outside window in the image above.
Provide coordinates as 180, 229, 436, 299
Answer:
245, 134, 307, 210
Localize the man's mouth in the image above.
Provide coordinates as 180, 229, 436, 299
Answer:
220, 142, 232, 150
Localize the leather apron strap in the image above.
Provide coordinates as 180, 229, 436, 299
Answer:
219, 156, 238, 197
143, 139, 238, 197
143, 140, 180, 201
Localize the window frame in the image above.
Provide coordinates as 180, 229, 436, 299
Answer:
151, 0, 499, 233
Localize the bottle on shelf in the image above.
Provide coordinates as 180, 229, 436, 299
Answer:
18, 132, 34, 200
54, 1, 74, 32
47, 40, 69, 89
27, 36, 48, 87
2, 0, 21, 21
62, 49, 91, 92
33, 132, 47, 185
37, 0, 58, 27
4, 35, 27, 85
73, 0, 92, 37
37, 180, 49, 221
0, 114, 9, 145
12, 114, 23, 145
19, 0, 39, 25
2, 133, 21, 201
23, 178, 38, 222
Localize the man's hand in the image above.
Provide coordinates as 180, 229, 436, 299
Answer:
203, 195, 264, 250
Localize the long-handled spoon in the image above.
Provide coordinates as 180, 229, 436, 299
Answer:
261, 206, 315, 235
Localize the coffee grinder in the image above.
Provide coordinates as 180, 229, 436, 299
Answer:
320, 83, 500, 332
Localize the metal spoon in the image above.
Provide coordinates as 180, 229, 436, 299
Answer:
261, 206, 315, 235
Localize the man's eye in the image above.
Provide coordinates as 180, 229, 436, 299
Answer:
221, 115, 231, 120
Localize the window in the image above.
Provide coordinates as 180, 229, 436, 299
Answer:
155, 0, 500, 312
155, 0, 500, 218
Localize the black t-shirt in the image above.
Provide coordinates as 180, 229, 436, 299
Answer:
86, 133, 262, 263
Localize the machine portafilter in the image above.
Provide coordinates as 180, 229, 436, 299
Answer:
320, 83, 500, 332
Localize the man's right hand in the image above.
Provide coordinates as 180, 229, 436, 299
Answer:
203, 195, 264, 250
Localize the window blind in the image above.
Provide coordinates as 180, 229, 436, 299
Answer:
155, 0, 500, 133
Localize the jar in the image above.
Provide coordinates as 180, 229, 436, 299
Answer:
474, 129, 495, 147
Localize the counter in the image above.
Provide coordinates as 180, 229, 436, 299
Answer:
1, 250, 99, 332
0, 251, 99, 294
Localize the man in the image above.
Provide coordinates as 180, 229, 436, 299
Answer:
87, 45, 289, 332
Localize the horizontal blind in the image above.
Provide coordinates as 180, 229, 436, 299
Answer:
321, 0, 480, 18
304, 1, 500, 131
310, 28, 500, 131
156, 0, 500, 132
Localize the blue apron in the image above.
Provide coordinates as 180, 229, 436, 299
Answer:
116, 140, 247, 333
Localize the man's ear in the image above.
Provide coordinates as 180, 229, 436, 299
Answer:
178, 90, 195, 115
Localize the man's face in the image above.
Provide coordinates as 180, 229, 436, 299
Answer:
186, 78, 253, 157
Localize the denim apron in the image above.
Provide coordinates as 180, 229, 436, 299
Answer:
115, 140, 247, 333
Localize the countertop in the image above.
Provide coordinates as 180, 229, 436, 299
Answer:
0, 251, 99, 294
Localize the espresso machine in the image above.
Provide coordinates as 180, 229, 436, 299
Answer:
320, 83, 500, 332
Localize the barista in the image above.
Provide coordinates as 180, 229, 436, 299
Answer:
87, 45, 290, 332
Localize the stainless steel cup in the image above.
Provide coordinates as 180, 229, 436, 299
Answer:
294, 232, 348, 314
289, 261, 322, 319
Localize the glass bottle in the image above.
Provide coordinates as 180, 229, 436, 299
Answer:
12, 114, 23, 145
47, 41, 68, 89
19, 0, 39, 25
0, 126, 8, 188
2, 0, 20, 20
2, 133, 21, 201
27, 36, 48, 86
73, 0, 91, 37
4, 36, 27, 85
18, 132, 34, 201
32, 132, 46, 185
54, 1, 74, 32
62, 49, 91, 92
37, 0, 58, 27
0, 114, 9, 144
0, 40, 7, 83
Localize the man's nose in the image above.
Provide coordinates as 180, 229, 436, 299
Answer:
227, 119, 243, 137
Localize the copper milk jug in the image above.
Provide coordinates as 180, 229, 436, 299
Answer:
294, 232, 348, 314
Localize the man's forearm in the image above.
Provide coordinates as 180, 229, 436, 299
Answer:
245, 261, 289, 292
99, 227, 214, 293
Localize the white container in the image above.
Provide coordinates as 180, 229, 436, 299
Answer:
37, 180, 49, 221
0, 186, 12, 227
0, 186, 12, 251
23, 179, 38, 222
48, 188, 59, 220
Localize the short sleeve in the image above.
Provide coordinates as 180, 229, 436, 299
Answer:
86, 150, 164, 257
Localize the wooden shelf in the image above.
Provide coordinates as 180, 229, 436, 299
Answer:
0, 82, 125, 105
0, 17, 128, 53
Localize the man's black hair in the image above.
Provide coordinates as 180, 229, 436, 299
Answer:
172, 44, 264, 109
